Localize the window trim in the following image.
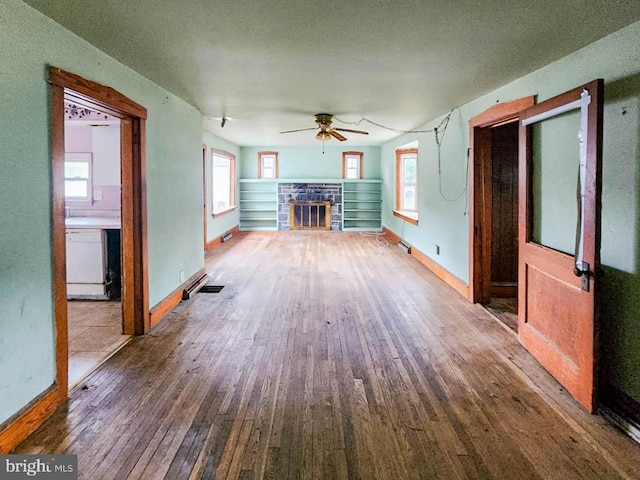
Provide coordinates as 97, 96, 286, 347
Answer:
395, 148, 419, 224
258, 151, 279, 179
211, 148, 236, 217
64, 152, 93, 203
342, 151, 363, 179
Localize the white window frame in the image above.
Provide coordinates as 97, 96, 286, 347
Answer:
258, 151, 278, 179
211, 149, 235, 216
394, 148, 419, 225
64, 152, 93, 202
342, 151, 363, 179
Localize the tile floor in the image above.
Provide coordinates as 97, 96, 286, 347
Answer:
67, 301, 131, 388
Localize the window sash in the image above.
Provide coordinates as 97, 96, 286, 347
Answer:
212, 153, 233, 213
397, 150, 418, 212
64, 153, 92, 201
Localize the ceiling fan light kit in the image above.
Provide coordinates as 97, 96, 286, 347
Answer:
281, 113, 369, 142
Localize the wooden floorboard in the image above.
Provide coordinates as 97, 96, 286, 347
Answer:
15, 232, 640, 479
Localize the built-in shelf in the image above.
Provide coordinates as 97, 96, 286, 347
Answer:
238, 180, 278, 231
238, 179, 382, 232
342, 180, 382, 232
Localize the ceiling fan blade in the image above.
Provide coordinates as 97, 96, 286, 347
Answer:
329, 130, 347, 141
334, 127, 369, 135
280, 127, 317, 134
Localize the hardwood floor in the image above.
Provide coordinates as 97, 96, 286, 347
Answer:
16, 232, 640, 479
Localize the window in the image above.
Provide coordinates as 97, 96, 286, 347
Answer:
395, 148, 418, 224
64, 153, 92, 201
342, 151, 363, 179
211, 149, 235, 216
258, 151, 278, 179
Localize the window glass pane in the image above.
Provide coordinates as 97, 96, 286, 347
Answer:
263, 157, 274, 168
65, 180, 88, 198
65, 162, 89, 179
530, 110, 580, 255
212, 154, 231, 212
263, 167, 274, 178
403, 155, 416, 183
346, 168, 358, 179
403, 186, 416, 210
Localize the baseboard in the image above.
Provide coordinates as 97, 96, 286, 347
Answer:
381, 226, 401, 244
383, 227, 469, 298
0, 386, 59, 453
205, 225, 240, 251
600, 382, 640, 444
149, 267, 206, 327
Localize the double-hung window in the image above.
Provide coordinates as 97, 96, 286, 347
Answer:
212, 149, 235, 216
394, 148, 418, 224
258, 151, 278, 179
64, 153, 92, 202
342, 151, 363, 179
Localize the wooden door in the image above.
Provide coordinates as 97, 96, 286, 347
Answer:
518, 79, 603, 412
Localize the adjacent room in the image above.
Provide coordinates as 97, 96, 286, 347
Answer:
1, 1, 640, 478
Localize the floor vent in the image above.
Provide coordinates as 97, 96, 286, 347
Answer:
221, 231, 233, 243
200, 285, 225, 293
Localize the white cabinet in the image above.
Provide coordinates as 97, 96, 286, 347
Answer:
66, 228, 107, 298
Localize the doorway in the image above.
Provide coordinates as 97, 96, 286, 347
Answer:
468, 96, 534, 333
484, 122, 519, 332
49, 66, 149, 399
63, 95, 129, 388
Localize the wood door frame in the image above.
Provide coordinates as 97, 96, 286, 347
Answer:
203, 144, 208, 250
50, 66, 149, 401
468, 96, 535, 304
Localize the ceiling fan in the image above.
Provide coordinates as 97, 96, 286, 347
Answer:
280, 113, 369, 141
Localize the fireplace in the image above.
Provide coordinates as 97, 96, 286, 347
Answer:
289, 201, 331, 230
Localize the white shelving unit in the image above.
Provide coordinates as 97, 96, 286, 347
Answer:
238, 180, 278, 231
342, 180, 382, 231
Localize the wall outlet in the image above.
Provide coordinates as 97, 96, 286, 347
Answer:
180, 270, 185, 283
435, 244, 440, 255
93, 189, 103, 201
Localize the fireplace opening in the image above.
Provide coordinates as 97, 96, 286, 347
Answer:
289, 201, 331, 230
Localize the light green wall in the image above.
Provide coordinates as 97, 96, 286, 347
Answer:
0, 0, 204, 424
381, 20, 640, 402
203, 131, 241, 241
240, 145, 381, 179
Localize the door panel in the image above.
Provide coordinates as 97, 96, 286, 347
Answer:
518, 79, 604, 412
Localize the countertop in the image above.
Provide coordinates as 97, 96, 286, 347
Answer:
65, 216, 121, 229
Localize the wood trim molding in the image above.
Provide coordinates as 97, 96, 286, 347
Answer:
410, 246, 469, 299
393, 210, 419, 225
49, 67, 147, 119
384, 227, 469, 298
0, 387, 58, 453
149, 268, 207, 327
382, 226, 401, 244
469, 97, 535, 128
468, 96, 535, 304
206, 226, 240, 251
258, 151, 279, 179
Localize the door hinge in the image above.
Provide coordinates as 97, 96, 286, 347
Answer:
574, 261, 591, 292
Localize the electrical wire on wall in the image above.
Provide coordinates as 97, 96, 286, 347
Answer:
336, 112, 469, 214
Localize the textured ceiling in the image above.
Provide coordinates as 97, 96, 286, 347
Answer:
24, 0, 640, 146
